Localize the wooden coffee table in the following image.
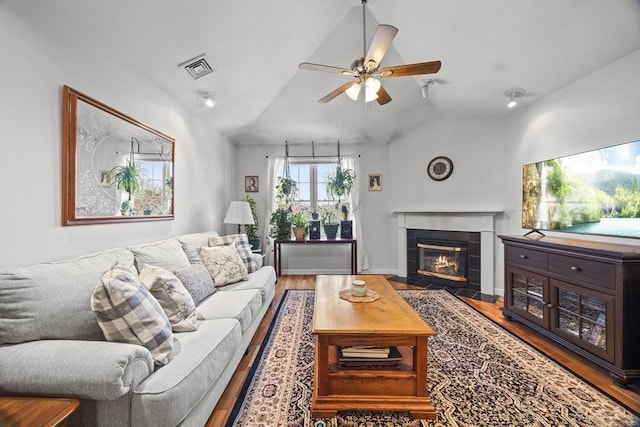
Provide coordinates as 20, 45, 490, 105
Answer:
0, 397, 79, 427
312, 275, 437, 419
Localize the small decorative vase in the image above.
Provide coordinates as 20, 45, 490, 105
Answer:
351, 280, 367, 297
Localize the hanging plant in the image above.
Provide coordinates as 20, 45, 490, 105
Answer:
275, 176, 298, 203
325, 161, 355, 204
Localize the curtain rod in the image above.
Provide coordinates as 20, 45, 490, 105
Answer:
264, 140, 360, 159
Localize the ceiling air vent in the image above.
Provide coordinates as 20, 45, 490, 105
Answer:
178, 54, 213, 80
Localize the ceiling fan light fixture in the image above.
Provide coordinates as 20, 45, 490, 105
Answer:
345, 83, 361, 101
365, 78, 381, 102
505, 87, 526, 109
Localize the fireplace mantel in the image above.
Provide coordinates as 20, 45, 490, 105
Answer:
394, 210, 503, 295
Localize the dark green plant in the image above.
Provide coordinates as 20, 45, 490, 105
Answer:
275, 176, 298, 203
325, 161, 355, 204
269, 207, 292, 240
110, 158, 144, 201
245, 194, 259, 240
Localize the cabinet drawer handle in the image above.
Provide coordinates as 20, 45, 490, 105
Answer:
546, 303, 554, 309
520, 254, 528, 259
570, 266, 581, 272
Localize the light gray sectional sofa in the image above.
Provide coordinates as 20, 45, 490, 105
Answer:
0, 231, 276, 427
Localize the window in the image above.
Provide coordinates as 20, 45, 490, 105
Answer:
134, 157, 173, 215
284, 161, 351, 226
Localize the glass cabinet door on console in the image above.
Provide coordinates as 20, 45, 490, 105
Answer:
550, 279, 614, 363
505, 266, 550, 329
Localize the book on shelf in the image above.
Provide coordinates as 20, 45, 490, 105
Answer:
338, 346, 403, 361
338, 359, 401, 369
340, 346, 390, 354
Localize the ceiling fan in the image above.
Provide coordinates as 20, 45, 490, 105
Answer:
298, 0, 441, 105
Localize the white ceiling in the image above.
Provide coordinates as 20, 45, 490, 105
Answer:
7, 0, 640, 145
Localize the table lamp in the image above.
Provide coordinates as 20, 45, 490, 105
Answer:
223, 201, 254, 234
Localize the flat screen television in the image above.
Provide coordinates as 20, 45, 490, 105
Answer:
522, 139, 640, 239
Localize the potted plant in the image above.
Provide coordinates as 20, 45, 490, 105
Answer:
110, 158, 144, 215
269, 207, 292, 240
245, 195, 261, 250
325, 161, 355, 219
275, 176, 298, 203
321, 208, 339, 239
291, 211, 308, 240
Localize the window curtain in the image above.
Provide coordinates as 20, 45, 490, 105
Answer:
343, 156, 369, 272
264, 156, 285, 264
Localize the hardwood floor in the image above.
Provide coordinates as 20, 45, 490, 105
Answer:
206, 275, 640, 426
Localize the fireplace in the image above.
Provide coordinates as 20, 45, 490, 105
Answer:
407, 229, 480, 291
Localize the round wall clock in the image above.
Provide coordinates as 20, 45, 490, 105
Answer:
427, 156, 453, 181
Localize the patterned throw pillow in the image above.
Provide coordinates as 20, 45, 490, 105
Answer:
91, 264, 173, 366
198, 244, 248, 286
173, 264, 216, 306
209, 234, 259, 273
139, 265, 198, 332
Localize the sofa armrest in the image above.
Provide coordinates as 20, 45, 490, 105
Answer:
0, 340, 154, 400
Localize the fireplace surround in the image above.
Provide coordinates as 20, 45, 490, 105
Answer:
394, 210, 501, 295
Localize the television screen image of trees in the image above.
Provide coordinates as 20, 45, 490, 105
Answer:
522, 140, 640, 238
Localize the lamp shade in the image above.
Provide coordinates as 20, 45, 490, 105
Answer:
223, 201, 254, 226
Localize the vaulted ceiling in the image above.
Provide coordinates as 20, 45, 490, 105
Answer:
7, 0, 640, 145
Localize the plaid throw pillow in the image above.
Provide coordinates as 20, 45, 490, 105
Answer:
91, 264, 173, 366
209, 234, 259, 273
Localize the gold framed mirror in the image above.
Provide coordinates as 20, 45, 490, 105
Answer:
62, 85, 175, 225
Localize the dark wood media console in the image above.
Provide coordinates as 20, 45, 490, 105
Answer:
499, 235, 640, 386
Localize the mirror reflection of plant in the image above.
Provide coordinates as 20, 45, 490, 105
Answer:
110, 158, 146, 201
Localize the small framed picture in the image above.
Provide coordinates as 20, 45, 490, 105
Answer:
245, 176, 259, 192
368, 174, 382, 191
99, 170, 111, 187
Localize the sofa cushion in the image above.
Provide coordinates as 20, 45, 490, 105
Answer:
129, 239, 190, 273
0, 248, 134, 344
173, 264, 216, 306
217, 265, 276, 306
176, 231, 220, 264
139, 265, 198, 332
132, 319, 241, 427
209, 234, 259, 273
195, 289, 262, 333
92, 264, 173, 366
198, 245, 248, 286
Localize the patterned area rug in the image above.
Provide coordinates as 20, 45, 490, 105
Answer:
226, 290, 640, 426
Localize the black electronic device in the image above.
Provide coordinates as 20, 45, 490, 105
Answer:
340, 220, 353, 239
309, 220, 321, 239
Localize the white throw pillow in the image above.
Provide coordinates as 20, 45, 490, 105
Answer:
91, 264, 173, 366
198, 244, 248, 286
139, 265, 198, 332
209, 233, 259, 273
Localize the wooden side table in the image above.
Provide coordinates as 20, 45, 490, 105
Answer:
0, 397, 79, 427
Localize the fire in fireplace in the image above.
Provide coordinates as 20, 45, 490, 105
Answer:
417, 243, 467, 282
407, 229, 481, 291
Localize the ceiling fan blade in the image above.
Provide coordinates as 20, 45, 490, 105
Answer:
299, 62, 353, 75
379, 61, 442, 78
376, 85, 392, 105
318, 81, 357, 103
364, 24, 398, 71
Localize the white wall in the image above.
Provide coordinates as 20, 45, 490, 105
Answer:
0, 6, 232, 269
502, 49, 640, 244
